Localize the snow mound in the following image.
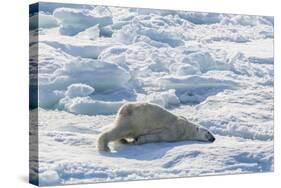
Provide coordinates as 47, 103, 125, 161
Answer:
38, 57, 131, 109
53, 7, 113, 35
30, 43, 73, 76
30, 43, 74, 108
65, 83, 95, 98
59, 97, 124, 115
62, 58, 131, 91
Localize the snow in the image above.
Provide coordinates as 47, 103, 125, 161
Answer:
31, 107, 273, 186
30, 2, 274, 186
65, 83, 95, 98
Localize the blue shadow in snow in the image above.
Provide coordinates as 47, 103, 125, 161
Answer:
100, 140, 213, 161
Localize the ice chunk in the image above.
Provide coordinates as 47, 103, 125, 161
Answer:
39, 87, 65, 108
169, 63, 201, 76
158, 75, 237, 90
158, 71, 238, 104
75, 25, 100, 40
98, 46, 128, 68
42, 41, 111, 59
30, 2, 94, 14
228, 52, 253, 76
114, 24, 137, 45
91, 87, 136, 102
204, 33, 250, 43
65, 83, 95, 98
61, 58, 131, 91
53, 7, 113, 36
178, 91, 205, 104
39, 170, 60, 186
31, 43, 74, 108
248, 57, 273, 65
115, 24, 184, 47
147, 89, 180, 108
181, 51, 233, 73
138, 28, 185, 47
178, 12, 222, 24
134, 35, 170, 48
30, 12, 58, 30
221, 15, 273, 26
262, 16, 274, 25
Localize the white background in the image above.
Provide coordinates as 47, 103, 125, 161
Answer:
0, 0, 279, 187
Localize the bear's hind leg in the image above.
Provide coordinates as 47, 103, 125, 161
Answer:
97, 131, 111, 151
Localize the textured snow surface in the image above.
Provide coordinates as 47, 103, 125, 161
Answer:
29, 2, 273, 186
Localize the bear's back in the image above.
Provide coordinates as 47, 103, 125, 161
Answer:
118, 102, 178, 131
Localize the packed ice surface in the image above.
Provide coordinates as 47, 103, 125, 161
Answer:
29, 2, 274, 186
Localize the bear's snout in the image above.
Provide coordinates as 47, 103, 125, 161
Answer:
207, 132, 215, 142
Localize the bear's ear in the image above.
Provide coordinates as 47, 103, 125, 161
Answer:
119, 105, 133, 116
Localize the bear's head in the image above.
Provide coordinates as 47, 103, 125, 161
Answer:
178, 116, 215, 142
194, 126, 216, 142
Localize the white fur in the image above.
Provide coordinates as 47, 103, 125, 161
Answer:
97, 102, 215, 151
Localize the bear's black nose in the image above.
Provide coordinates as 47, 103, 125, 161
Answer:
208, 135, 215, 142
207, 132, 215, 142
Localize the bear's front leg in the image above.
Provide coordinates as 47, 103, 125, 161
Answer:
134, 134, 161, 145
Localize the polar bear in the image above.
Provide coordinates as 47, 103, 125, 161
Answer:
97, 102, 215, 151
